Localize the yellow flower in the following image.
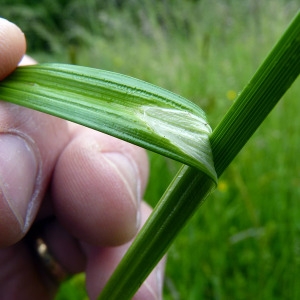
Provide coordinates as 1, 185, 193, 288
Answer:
226, 90, 237, 101
217, 180, 228, 192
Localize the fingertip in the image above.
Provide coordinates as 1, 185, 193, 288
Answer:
52, 134, 143, 246
0, 18, 26, 80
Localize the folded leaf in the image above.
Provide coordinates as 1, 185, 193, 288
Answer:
0, 63, 217, 182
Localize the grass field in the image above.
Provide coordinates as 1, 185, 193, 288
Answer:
3, 0, 300, 299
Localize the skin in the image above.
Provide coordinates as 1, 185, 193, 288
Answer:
0, 18, 165, 300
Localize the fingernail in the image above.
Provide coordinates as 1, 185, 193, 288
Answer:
103, 152, 141, 227
0, 134, 39, 231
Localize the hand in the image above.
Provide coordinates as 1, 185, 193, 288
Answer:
0, 18, 165, 300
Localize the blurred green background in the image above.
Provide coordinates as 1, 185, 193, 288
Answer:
1, 0, 300, 299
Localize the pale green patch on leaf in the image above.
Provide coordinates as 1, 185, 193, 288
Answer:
0, 63, 217, 182
136, 106, 215, 179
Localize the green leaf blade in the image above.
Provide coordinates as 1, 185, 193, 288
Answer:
0, 63, 217, 182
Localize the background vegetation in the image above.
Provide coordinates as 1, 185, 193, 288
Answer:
1, 0, 300, 299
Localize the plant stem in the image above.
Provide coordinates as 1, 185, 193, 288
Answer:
98, 11, 300, 299
211, 10, 300, 177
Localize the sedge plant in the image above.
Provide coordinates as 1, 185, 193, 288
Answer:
0, 10, 299, 300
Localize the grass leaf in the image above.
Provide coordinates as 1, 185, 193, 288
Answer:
0, 64, 217, 182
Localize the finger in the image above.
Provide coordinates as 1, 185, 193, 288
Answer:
0, 105, 70, 247
83, 202, 166, 300
0, 18, 26, 80
51, 125, 149, 246
0, 19, 71, 246
0, 19, 72, 246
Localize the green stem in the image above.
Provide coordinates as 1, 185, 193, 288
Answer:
101, 166, 214, 299
211, 10, 300, 177
98, 11, 300, 299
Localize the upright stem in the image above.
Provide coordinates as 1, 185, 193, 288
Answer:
211, 10, 300, 176
98, 11, 300, 299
